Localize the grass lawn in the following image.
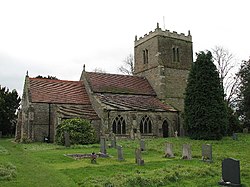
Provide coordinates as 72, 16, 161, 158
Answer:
0, 134, 249, 186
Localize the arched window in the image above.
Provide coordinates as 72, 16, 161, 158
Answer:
173, 48, 176, 62
140, 115, 152, 134
112, 115, 126, 134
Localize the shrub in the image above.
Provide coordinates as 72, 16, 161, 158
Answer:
56, 118, 97, 145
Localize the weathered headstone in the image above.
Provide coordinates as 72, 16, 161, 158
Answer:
202, 144, 212, 162
218, 158, 241, 186
135, 148, 144, 165
182, 144, 192, 160
100, 136, 107, 154
243, 128, 248, 134
164, 142, 174, 158
64, 131, 70, 147
232, 133, 238, 140
117, 145, 124, 161
90, 152, 97, 164
0, 131, 2, 138
140, 139, 145, 151
111, 136, 117, 148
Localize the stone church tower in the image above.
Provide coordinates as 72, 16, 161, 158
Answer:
134, 23, 193, 135
134, 23, 193, 113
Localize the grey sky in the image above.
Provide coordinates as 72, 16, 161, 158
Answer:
0, 0, 249, 95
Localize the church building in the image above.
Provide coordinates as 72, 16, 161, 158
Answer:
15, 24, 193, 142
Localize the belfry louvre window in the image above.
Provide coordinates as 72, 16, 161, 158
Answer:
143, 49, 149, 64
173, 47, 180, 62
112, 115, 126, 134
140, 115, 152, 134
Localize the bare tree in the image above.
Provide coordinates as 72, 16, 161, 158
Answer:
118, 54, 134, 75
93, 68, 106, 73
212, 46, 239, 106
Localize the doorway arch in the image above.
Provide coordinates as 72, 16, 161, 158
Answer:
162, 120, 169, 138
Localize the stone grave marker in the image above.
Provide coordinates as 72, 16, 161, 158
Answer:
218, 158, 241, 186
202, 144, 212, 162
140, 139, 145, 151
182, 144, 192, 160
232, 133, 238, 140
243, 128, 248, 134
117, 145, 124, 161
164, 142, 174, 158
135, 148, 144, 165
111, 136, 117, 148
100, 136, 107, 154
64, 131, 70, 148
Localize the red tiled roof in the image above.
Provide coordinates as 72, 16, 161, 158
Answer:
29, 78, 91, 104
85, 72, 156, 95
96, 93, 177, 112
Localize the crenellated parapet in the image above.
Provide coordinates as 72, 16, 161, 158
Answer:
135, 23, 192, 47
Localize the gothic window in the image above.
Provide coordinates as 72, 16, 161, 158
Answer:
176, 48, 180, 62
173, 47, 180, 62
143, 49, 149, 64
140, 115, 152, 134
112, 115, 126, 134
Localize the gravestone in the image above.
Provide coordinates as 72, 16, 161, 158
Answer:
135, 148, 144, 165
243, 128, 248, 133
140, 139, 145, 151
0, 131, 2, 138
218, 158, 241, 186
117, 145, 124, 161
164, 142, 174, 158
202, 144, 212, 162
64, 131, 70, 147
90, 152, 97, 164
182, 144, 192, 160
232, 133, 238, 140
100, 136, 107, 154
111, 136, 117, 148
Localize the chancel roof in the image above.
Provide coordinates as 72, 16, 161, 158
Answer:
29, 78, 91, 105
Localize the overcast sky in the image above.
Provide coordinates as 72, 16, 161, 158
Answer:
0, 0, 249, 95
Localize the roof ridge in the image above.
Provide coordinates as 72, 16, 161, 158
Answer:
29, 77, 83, 83
86, 71, 146, 79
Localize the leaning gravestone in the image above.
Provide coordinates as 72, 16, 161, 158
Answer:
111, 136, 117, 148
202, 144, 212, 162
135, 148, 144, 165
100, 136, 107, 154
64, 131, 70, 148
182, 144, 192, 160
218, 158, 241, 186
164, 142, 174, 158
140, 139, 145, 151
117, 145, 124, 161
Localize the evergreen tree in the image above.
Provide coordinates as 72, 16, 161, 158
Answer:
237, 59, 250, 128
0, 86, 21, 136
184, 51, 228, 140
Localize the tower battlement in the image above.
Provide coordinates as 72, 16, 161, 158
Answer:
135, 23, 192, 47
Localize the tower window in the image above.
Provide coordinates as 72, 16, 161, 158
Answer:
176, 48, 180, 62
112, 115, 126, 134
173, 48, 176, 62
173, 47, 180, 62
143, 49, 149, 64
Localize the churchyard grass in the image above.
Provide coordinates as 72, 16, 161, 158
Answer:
0, 134, 249, 186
